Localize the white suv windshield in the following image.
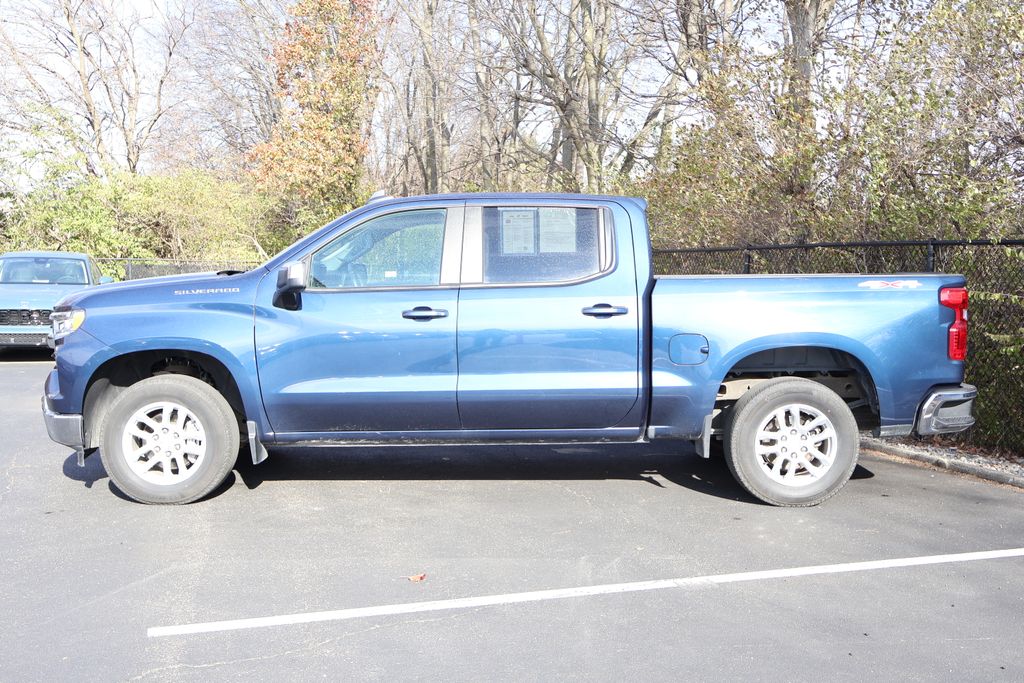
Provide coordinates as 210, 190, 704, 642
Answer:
0, 257, 89, 285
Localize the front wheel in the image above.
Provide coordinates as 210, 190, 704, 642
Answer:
724, 377, 859, 507
100, 375, 240, 504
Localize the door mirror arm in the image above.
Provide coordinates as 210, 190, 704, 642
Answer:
274, 261, 307, 310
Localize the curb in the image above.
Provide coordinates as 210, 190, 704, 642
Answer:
862, 438, 1024, 490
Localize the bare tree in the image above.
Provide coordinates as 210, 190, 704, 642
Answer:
398, 0, 457, 193
783, 0, 835, 123
0, 0, 193, 176
171, 0, 285, 172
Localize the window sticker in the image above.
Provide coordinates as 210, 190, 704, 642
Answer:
500, 209, 536, 254
538, 208, 577, 253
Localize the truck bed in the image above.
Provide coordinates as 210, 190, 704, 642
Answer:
648, 273, 966, 437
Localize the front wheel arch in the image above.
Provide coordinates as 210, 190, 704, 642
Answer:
82, 349, 247, 450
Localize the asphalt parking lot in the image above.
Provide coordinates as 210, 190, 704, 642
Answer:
2, 350, 1022, 681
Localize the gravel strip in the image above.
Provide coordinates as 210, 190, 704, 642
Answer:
863, 437, 1024, 490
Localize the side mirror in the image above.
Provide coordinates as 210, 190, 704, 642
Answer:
98, 276, 114, 285
274, 261, 307, 310
277, 261, 307, 291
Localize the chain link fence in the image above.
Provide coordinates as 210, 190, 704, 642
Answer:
95, 258, 260, 281
654, 240, 1024, 453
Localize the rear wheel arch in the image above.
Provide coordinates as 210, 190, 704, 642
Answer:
711, 344, 882, 434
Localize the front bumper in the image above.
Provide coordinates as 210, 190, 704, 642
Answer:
0, 325, 49, 347
41, 394, 86, 452
916, 384, 977, 435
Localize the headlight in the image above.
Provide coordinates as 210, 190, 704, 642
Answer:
51, 309, 86, 340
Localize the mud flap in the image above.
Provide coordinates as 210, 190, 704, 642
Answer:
247, 421, 269, 465
695, 414, 714, 458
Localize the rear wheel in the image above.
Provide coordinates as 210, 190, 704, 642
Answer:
724, 377, 858, 507
100, 375, 240, 504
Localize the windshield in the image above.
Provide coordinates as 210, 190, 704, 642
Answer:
0, 257, 89, 285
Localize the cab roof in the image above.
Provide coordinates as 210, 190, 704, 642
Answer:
0, 250, 92, 261
365, 192, 647, 212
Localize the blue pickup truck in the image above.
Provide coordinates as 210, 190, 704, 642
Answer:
42, 193, 976, 506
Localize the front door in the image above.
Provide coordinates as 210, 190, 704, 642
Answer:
456, 202, 641, 430
256, 206, 463, 435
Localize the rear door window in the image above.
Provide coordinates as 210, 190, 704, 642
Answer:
481, 207, 608, 284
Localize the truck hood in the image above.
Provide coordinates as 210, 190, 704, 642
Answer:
0, 283, 90, 309
57, 269, 265, 309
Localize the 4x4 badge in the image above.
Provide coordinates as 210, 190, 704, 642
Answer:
858, 280, 922, 289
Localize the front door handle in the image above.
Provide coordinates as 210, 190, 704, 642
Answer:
402, 306, 448, 321
582, 304, 629, 318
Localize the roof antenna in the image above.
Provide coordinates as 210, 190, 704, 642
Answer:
367, 189, 392, 203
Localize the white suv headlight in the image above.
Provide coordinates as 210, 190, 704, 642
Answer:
51, 309, 86, 340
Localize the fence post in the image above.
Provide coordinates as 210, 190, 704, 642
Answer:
126, 260, 133, 280
743, 250, 752, 274
926, 240, 935, 272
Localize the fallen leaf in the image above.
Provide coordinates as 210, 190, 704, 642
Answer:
405, 573, 427, 582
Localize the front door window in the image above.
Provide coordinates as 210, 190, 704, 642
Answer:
310, 209, 447, 289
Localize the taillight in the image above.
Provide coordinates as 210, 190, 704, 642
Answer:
939, 286, 968, 361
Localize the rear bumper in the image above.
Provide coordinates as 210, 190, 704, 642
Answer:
41, 394, 86, 451
915, 384, 977, 436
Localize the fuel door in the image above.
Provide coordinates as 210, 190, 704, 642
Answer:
669, 333, 710, 365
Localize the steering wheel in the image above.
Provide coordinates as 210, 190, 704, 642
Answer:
57, 275, 78, 284
348, 263, 368, 287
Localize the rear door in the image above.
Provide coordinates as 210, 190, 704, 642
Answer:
455, 200, 641, 430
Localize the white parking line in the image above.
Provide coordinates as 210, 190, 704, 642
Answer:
147, 547, 1024, 638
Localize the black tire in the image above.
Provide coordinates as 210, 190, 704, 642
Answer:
99, 375, 240, 504
724, 377, 859, 507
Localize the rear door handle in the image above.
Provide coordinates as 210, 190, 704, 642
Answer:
402, 306, 448, 320
581, 304, 629, 318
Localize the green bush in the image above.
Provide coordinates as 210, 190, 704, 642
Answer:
1, 171, 292, 264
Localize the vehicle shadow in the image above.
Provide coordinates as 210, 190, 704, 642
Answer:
61, 451, 238, 502
61, 451, 107, 489
62, 443, 874, 505
0, 348, 53, 362
232, 442, 875, 505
